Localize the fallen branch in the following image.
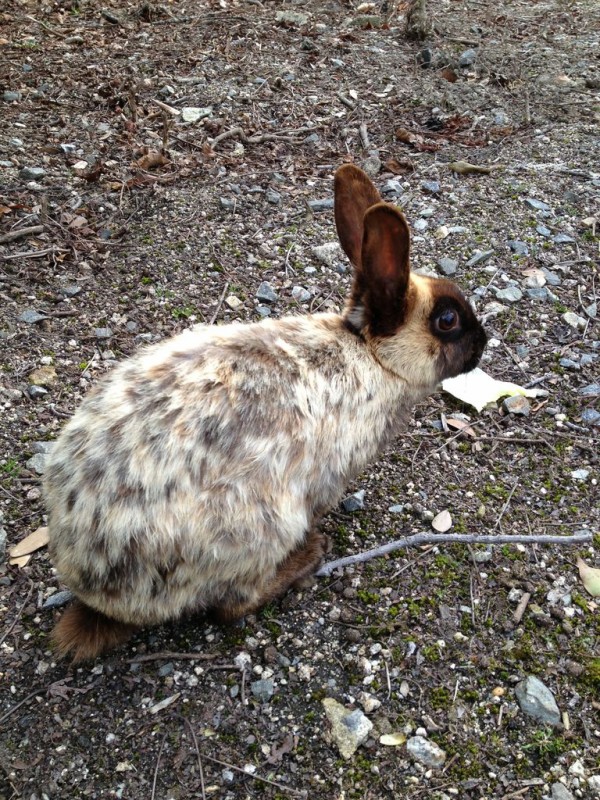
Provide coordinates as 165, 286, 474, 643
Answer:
211, 125, 317, 149
316, 530, 592, 577
128, 651, 218, 664
0, 225, 45, 245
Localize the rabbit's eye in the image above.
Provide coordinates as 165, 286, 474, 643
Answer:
435, 309, 460, 332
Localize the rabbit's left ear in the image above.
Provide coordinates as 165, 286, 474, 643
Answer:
360, 203, 411, 337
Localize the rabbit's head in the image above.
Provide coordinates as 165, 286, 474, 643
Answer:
334, 165, 487, 391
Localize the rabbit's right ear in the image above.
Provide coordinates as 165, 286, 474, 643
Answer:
334, 165, 381, 267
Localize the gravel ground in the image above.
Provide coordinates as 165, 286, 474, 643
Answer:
0, 0, 599, 798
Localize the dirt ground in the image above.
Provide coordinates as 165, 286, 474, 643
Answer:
0, 0, 599, 798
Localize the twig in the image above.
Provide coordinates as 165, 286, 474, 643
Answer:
337, 92, 356, 110
0, 580, 34, 648
127, 651, 218, 664
151, 98, 181, 117
200, 752, 303, 796
23, 14, 69, 38
1, 247, 64, 261
0, 226, 45, 245
211, 125, 316, 149
359, 123, 370, 149
315, 530, 592, 577
182, 718, 207, 800
512, 592, 531, 624
494, 479, 519, 530
0, 686, 46, 725
208, 281, 230, 325
151, 734, 168, 800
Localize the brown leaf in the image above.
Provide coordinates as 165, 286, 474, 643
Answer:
440, 67, 458, 83
135, 152, 170, 170
395, 127, 419, 145
385, 157, 414, 174
446, 417, 477, 438
266, 733, 296, 764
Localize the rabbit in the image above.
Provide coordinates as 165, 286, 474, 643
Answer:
44, 164, 487, 662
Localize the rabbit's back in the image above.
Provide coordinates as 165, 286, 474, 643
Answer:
46, 314, 406, 624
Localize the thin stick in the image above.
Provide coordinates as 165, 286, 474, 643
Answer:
0, 225, 45, 244
1, 247, 61, 261
359, 123, 370, 149
128, 652, 218, 664
200, 752, 303, 796
0, 580, 34, 648
0, 686, 46, 725
493, 480, 519, 530
316, 530, 592, 577
151, 734, 168, 800
512, 592, 531, 625
182, 718, 207, 800
208, 281, 230, 325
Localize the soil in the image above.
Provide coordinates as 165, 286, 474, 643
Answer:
0, 0, 599, 798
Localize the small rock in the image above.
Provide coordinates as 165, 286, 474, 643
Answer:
559, 358, 579, 370
526, 288, 550, 301
18, 309, 50, 324
158, 662, 174, 677
515, 675, 561, 725
322, 698, 373, 760
3, 91, 22, 102
94, 327, 113, 339
42, 590, 73, 609
60, 284, 82, 297
466, 250, 494, 267
503, 395, 530, 416
541, 268, 561, 286
266, 189, 281, 205
26, 454, 47, 475
562, 312, 586, 331
382, 180, 403, 196
432, 509, 452, 532
181, 106, 212, 123
496, 286, 522, 303
551, 783, 574, 800
553, 232, 575, 244
508, 240, 529, 256
256, 305, 271, 318
570, 469, 589, 481
28, 385, 48, 399
291, 286, 311, 303
341, 490, 365, 513
584, 302, 597, 319
413, 219, 428, 232
19, 166, 46, 181
437, 257, 458, 276
225, 295, 243, 310
250, 679, 274, 703
587, 776, 600, 795
421, 180, 440, 195
524, 198, 551, 212
312, 242, 343, 268
388, 504, 404, 513
29, 366, 58, 386
536, 224, 552, 237
581, 408, 600, 426
220, 197, 235, 211
30, 441, 55, 455
256, 281, 278, 303
406, 735, 446, 768
275, 10, 309, 25
309, 198, 334, 212
362, 154, 381, 178
579, 383, 600, 396
568, 760, 586, 779
459, 48, 477, 67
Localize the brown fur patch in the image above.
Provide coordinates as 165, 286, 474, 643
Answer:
52, 600, 137, 663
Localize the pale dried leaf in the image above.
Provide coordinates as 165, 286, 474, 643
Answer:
442, 368, 547, 413
136, 152, 170, 170
9, 526, 49, 558
446, 418, 477, 438
577, 557, 600, 597
379, 733, 406, 746
432, 510, 452, 533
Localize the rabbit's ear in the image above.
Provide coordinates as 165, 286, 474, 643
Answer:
334, 165, 381, 267
360, 203, 411, 337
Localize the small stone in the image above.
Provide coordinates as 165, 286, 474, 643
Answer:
94, 327, 113, 339
31, 441, 55, 455
515, 675, 561, 725
341, 490, 365, 513
388, 504, 404, 513
431, 509, 452, 532
275, 10, 309, 25
562, 312, 586, 331
28, 385, 48, 399
362, 154, 381, 178
406, 735, 446, 768
3, 91, 22, 102
570, 469, 589, 481
536, 224, 551, 237
26, 453, 47, 475
413, 219, 428, 232
18, 309, 50, 324
587, 776, 600, 795
508, 240, 529, 256
559, 358, 579, 370
256, 282, 278, 303
526, 288, 550, 301
421, 180, 440, 195
503, 395, 530, 416
312, 242, 343, 267
579, 383, 600, 396
322, 698, 373, 760
309, 198, 334, 212
61, 284, 82, 297
466, 250, 494, 267
220, 197, 235, 211
250, 679, 274, 702
541, 268, 561, 286
225, 295, 243, 310
291, 286, 311, 303
256, 305, 271, 318
584, 302, 597, 319
496, 286, 522, 303
437, 257, 458, 276
524, 198, 551, 212
181, 106, 212, 123
459, 48, 477, 67
581, 408, 600, 426
382, 180, 402, 196
20, 166, 47, 181
553, 232, 575, 244
551, 782, 574, 800
42, 590, 73, 609
29, 366, 58, 386
266, 189, 281, 205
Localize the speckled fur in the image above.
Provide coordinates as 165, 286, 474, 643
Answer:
45, 165, 486, 660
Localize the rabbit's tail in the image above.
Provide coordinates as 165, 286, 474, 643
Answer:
52, 600, 137, 663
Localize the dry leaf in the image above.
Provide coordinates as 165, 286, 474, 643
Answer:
440, 67, 458, 83
9, 554, 32, 568
380, 733, 406, 746
432, 510, 452, 533
135, 152, 170, 170
577, 557, 600, 597
384, 157, 414, 174
442, 368, 547, 413
446, 418, 477, 438
9, 526, 49, 559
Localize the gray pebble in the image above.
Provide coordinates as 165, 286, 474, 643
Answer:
515, 345, 529, 358
256, 282, 278, 303
291, 286, 311, 303
94, 327, 113, 339
559, 358, 579, 370
3, 91, 22, 102
466, 250, 494, 267
126, 321, 139, 333
553, 232, 575, 244
437, 257, 458, 276
219, 197, 235, 211
26, 453, 47, 475
536, 225, 551, 237
421, 180, 440, 195
459, 48, 477, 67
256, 305, 271, 317
303, 133, 320, 145
388, 504, 405, 513
579, 383, 600, 396
495, 286, 522, 303
158, 662, 175, 677
309, 199, 334, 212
508, 240, 529, 256
526, 287, 549, 301
382, 180, 402, 196
28, 386, 48, 399
515, 675, 561, 726
503, 395, 530, 416
406, 735, 446, 768
341, 490, 365, 513
362, 155, 381, 178
18, 309, 50, 324
250, 679, 274, 702
524, 198, 551, 212
413, 219, 428, 232
584, 302, 597, 319
561, 312, 586, 331
580, 353, 597, 366
60, 284, 82, 297
42, 590, 73, 609
551, 783, 574, 800
541, 268, 561, 286
19, 166, 46, 181
9, 138, 24, 148
31, 441, 55, 455
266, 189, 281, 205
